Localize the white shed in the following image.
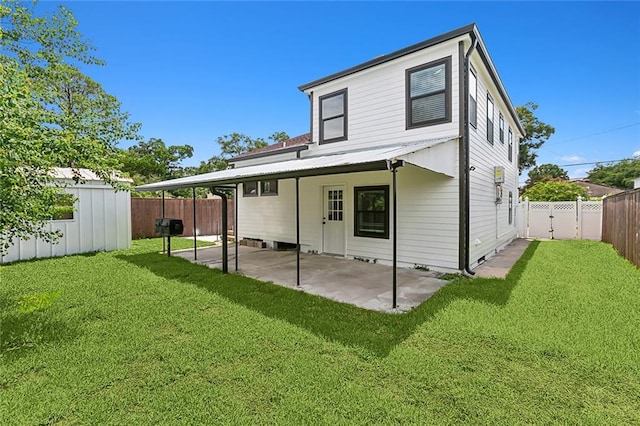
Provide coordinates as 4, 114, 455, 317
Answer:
1, 168, 131, 264
634, 176, 640, 189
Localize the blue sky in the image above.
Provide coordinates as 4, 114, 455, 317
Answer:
44, 1, 640, 181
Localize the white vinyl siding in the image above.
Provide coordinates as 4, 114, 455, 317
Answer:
232, 151, 300, 168
467, 53, 522, 269
238, 166, 459, 270
306, 38, 461, 156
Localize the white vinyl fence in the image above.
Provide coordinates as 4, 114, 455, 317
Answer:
518, 197, 602, 240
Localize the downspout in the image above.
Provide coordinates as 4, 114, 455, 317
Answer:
308, 91, 314, 144
461, 33, 478, 275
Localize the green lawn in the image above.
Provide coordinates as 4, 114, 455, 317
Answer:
1, 238, 639, 424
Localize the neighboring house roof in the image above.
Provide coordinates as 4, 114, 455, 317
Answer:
137, 136, 458, 191
570, 179, 625, 197
297, 23, 525, 136
52, 167, 132, 183
231, 133, 310, 161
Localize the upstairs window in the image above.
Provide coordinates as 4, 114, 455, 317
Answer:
319, 89, 347, 143
508, 127, 514, 162
260, 179, 278, 196
499, 113, 505, 143
406, 57, 451, 129
469, 67, 477, 128
486, 94, 494, 144
354, 186, 389, 239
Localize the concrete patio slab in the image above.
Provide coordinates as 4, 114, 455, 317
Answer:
172, 245, 448, 313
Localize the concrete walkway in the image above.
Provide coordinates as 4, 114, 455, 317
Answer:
473, 238, 531, 278
173, 245, 448, 312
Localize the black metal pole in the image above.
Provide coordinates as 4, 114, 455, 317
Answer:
296, 177, 300, 287
212, 187, 228, 273
167, 235, 171, 257
235, 183, 238, 272
392, 166, 398, 309
161, 191, 166, 253
192, 187, 197, 261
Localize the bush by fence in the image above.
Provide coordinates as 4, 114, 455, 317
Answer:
131, 198, 234, 239
602, 189, 639, 268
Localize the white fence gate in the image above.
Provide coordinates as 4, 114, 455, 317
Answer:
518, 197, 602, 240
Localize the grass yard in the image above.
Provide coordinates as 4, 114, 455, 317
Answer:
1, 238, 639, 424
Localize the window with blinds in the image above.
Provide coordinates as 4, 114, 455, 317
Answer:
469, 67, 478, 128
319, 89, 347, 143
508, 127, 514, 162
406, 57, 451, 129
487, 94, 494, 144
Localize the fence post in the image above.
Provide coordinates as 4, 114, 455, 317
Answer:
523, 197, 529, 238
576, 196, 583, 240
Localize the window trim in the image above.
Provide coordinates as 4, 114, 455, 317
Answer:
319, 88, 348, 144
260, 179, 278, 196
469, 66, 477, 129
242, 181, 258, 197
354, 185, 390, 239
486, 93, 494, 144
405, 56, 452, 129
508, 127, 513, 162
499, 113, 505, 144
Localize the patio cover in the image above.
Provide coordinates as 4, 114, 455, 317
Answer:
135, 135, 458, 191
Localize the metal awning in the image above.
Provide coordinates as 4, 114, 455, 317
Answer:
136, 136, 458, 191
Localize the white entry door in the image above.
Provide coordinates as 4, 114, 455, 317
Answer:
323, 186, 345, 255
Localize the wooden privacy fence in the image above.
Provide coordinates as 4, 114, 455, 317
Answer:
517, 197, 602, 240
131, 198, 234, 239
602, 189, 639, 268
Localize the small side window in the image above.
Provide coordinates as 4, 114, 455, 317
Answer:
260, 180, 278, 196
508, 191, 513, 225
469, 67, 477, 128
52, 193, 75, 220
499, 113, 504, 144
508, 128, 513, 162
486, 94, 494, 144
243, 181, 258, 197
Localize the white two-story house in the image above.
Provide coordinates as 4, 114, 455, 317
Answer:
139, 23, 525, 275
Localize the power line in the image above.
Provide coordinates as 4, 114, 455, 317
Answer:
558, 157, 635, 167
545, 122, 640, 146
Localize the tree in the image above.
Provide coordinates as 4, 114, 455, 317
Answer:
196, 131, 288, 174
587, 158, 640, 189
119, 138, 194, 184
525, 163, 568, 188
521, 181, 589, 202
0, 1, 140, 251
517, 102, 555, 174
